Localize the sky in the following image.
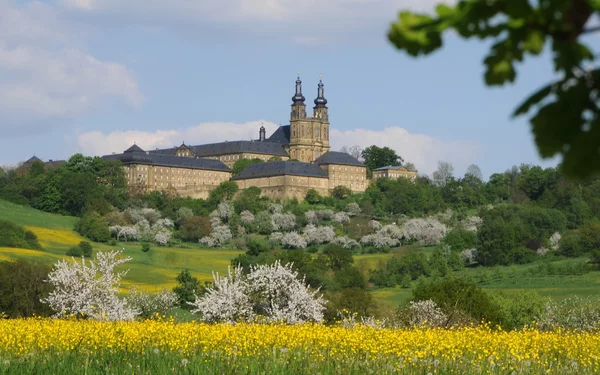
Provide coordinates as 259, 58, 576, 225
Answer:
0, 0, 586, 179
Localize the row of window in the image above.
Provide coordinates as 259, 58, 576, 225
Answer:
331, 174, 365, 181
132, 166, 224, 177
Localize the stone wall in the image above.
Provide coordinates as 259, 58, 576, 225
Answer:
125, 164, 232, 195
320, 164, 368, 193
235, 175, 329, 201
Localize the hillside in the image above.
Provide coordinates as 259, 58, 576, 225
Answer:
0, 199, 241, 290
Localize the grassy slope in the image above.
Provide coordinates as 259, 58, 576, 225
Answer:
0, 200, 241, 291
0, 199, 598, 304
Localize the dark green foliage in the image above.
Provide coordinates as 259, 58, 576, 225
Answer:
0, 220, 41, 250
388, 1, 600, 178
493, 291, 547, 330
173, 270, 204, 309
180, 216, 212, 242
444, 229, 477, 252
209, 181, 238, 204
66, 241, 93, 258
141, 243, 151, 253
305, 189, 321, 204
0, 260, 53, 317
361, 145, 403, 175
324, 287, 375, 322
234, 186, 266, 214
74, 211, 110, 242
578, 221, 600, 253
232, 158, 263, 175
411, 277, 505, 326
322, 244, 353, 271
559, 231, 584, 258
331, 185, 352, 199
476, 205, 566, 266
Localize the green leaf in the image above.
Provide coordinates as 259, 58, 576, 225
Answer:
388, 12, 444, 56
513, 82, 554, 117
435, 3, 456, 18
523, 30, 545, 55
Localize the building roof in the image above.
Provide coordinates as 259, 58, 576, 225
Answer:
266, 125, 290, 145
151, 140, 288, 158
232, 161, 328, 180
103, 151, 231, 172
24, 156, 43, 164
124, 144, 145, 153
314, 151, 364, 167
373, 165, 415, 172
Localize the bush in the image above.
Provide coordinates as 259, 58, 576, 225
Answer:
444, 229, 477, 252
305, 189, 321, 204
126, 288, 179, 319
0, 220, 42, 250
559, 231, 584, 257
74, 211, 111, 242
411, 277, 504, 326
181, 216, 212, 242
401, 218, 447, 246
331, 185, 352, 199
66, 241, 93, 258
0, 260, 53, 317
173, 270, 204, 310
141, 243, 151, 253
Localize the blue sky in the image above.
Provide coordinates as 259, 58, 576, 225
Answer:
1, 0, 583, 179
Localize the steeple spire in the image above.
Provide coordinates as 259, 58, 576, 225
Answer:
292, 73, 305, 104
314, 74, 327, 108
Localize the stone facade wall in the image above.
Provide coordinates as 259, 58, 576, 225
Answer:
125, 164, 232, 195
235, 175, 329, 201
372, 169, 417, 181
320, 164, 368, 193
289, 117, 330, 163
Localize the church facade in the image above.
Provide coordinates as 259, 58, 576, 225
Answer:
102, 76, 370, 200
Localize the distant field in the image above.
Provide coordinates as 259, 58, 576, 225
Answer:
0, 200, 241, 290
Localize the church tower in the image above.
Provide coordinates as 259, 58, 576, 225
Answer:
289, 75, 330, 163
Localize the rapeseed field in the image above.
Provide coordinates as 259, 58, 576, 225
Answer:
0, 318, 598, 374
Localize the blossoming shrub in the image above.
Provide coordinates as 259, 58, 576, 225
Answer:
401, 218, 447, 246
42, 250, 138, 321
271, 213, 296, 232
126, 288, 179, 319
304, 225, 335, 245
189, 262, 326, 323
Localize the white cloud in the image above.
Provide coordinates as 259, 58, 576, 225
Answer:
76, 121, 280, 156
58, 0, 454, 43
0, 0, 142, 132
330, 126, 480, 176
77, 121, 478, 177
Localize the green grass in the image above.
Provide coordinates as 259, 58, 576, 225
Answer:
0, 199, 241, 290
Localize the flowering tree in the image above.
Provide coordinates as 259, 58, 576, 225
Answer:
240, 210, 255, 224
304, 224, 335, 245
462, 216, 483, 232
271, 213, 296, 232
403, 300, 448, 328
189, 262, 326, 324
267, 203, 283, 214
333, 212, 350, 224
280, 232, 308, 249
401, 218, 448, 246
154, 229, 171, 246
360, 233, 399, 249
216, 202, 234, 222
199, 225, 232, 247
126, 288, 179, 319
331, 236, 360, 250
305, 211, 318, 224
42, 250, 139, 321
368, 220, 382, 232
345, 202, 361, 216
550, 232, 562, 251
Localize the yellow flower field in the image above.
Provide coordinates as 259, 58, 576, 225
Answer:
0, 319, 599, 374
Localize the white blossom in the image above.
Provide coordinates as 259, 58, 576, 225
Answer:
331, 236, 361, 250
268, 203, 283, 214
189, 266, 253, 323
189, 262, 326, 324
176, 207, 194, 224
280, 232, 308, 249
378, 225, 403, 239
550, 232, 562, 251
42, 250, 139, 321
405, 300, 448, 328
126, 288, 179, 319
316, 210, 334, 221
305, 211, 318, 224
368, 220, 382, 232
304, 224, 335, 245
269, 232, 284, 243
345, 202, 361, 216
152, 218, 174, 231
240, 210, 255, 224
460, 248, 477, 264
463, 216, 483, 232
271, 213, 296, 232
401, 218, 448, 246
117, 226, 139, 242
199, 225, 232, 247
333, 212, 350, 224
216, 202, 234, 222
154, 229, 171, 246
360, 233, 399, 249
